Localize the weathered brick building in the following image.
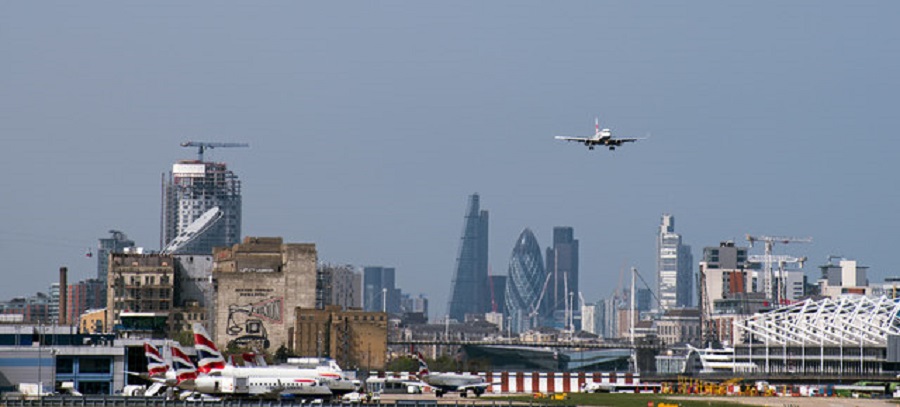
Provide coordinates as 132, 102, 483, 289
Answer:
295, 305, 387, 370
212, 237, 317, 352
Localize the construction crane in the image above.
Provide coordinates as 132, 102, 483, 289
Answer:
181, 141, 249, 161
747, 255, 806, 306
527, 273, 554, 329
745, 234, 811, 305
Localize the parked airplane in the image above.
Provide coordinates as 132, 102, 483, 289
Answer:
554, 118, 644, 150
407, 352, 494, 397
191, 323, 353, 397
169, 342, 317, 399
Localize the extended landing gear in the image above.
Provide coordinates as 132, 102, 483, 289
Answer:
588, 146, 595, 150
609, 146, 615, 150
435, 390, 444, 398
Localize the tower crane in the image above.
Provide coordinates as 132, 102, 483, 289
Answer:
180, 141, 249, 162
745, 234, 811, 305
527, 273, 554, 329
747, 254, 807, 305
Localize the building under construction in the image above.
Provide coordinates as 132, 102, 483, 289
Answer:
161, 160, 242, 255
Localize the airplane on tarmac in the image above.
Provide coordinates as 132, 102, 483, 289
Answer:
170, 342, 320, 399
554, 117, 645, 150
191, 323, 356, 397
406, 352, 496, 397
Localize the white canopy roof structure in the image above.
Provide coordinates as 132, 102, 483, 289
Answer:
739, 295, 900, 347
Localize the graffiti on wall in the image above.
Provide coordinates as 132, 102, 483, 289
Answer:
226, 288, 283, 349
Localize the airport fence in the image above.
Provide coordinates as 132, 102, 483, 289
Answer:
1, 397, 571, 407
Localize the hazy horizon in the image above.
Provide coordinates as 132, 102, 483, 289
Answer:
2, 2, 899, 320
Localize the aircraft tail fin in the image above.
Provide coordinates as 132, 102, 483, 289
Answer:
241, 352, 257, 367
192, 323, 226, 374
595, 117, 600, 136
143, 342, 169, 377
171, 344, 198, 384
413, 352, 429, 376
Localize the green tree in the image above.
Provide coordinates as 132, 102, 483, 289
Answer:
274, 344, 296, 363
385, 355, 418, 373
172, 330, 194, 347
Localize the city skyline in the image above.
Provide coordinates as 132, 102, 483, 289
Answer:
2, 3, 899, 320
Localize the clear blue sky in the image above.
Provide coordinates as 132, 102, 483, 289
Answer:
1, 2, 898, 319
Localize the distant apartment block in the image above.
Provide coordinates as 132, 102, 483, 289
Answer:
64, 279, 104, 326
105, 253, 175, 333
0, 292, 52, 323
316, 264, 362, 310
818, 257, 870, 298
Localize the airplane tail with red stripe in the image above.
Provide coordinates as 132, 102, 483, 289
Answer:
170, 344, 198, 384
413, 352, 429, 376
192, 323, 226, 374
143, 342, 169, 378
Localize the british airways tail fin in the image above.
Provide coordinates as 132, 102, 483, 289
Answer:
170, 344, 198, 384
192, 323, 226, 374
413, 352, 429, 376
143, 342, 169, 378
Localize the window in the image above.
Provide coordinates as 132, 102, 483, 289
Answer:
57, 357, 74, 374
79, 357, 112, 374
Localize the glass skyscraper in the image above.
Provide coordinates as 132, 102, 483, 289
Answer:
447, 194, 489, 322
545, 226, 578, 327
505, 228, 550, 333
657, 214, 694, 309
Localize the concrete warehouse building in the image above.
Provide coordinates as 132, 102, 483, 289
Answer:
212, 237, 317, 352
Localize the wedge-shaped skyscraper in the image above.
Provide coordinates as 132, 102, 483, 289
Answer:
447, 194, 490, 322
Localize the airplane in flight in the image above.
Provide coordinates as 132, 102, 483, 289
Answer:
554, 118, 644, 150
406, 352, 495, 397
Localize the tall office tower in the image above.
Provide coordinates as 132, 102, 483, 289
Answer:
97, 230, 135, 283
505, 228, 550, 333
601, 296, 618, 339
657, 214, 694, 310
545, 227, 579, 326
162, 160, 241, 254
636, 288, 652, 312
581, 303, 596, 334
447, 193, 490, 322
363, 266, 399, 313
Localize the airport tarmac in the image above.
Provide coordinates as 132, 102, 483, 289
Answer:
668, 395, 897, 407
380, 392, 899, 407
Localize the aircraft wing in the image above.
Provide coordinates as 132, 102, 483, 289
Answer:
554, 136, 591, 142
609, 138, 642, 146
401, 380, 429, 388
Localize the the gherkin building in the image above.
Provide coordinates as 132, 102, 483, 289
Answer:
505, 228, 550, 333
